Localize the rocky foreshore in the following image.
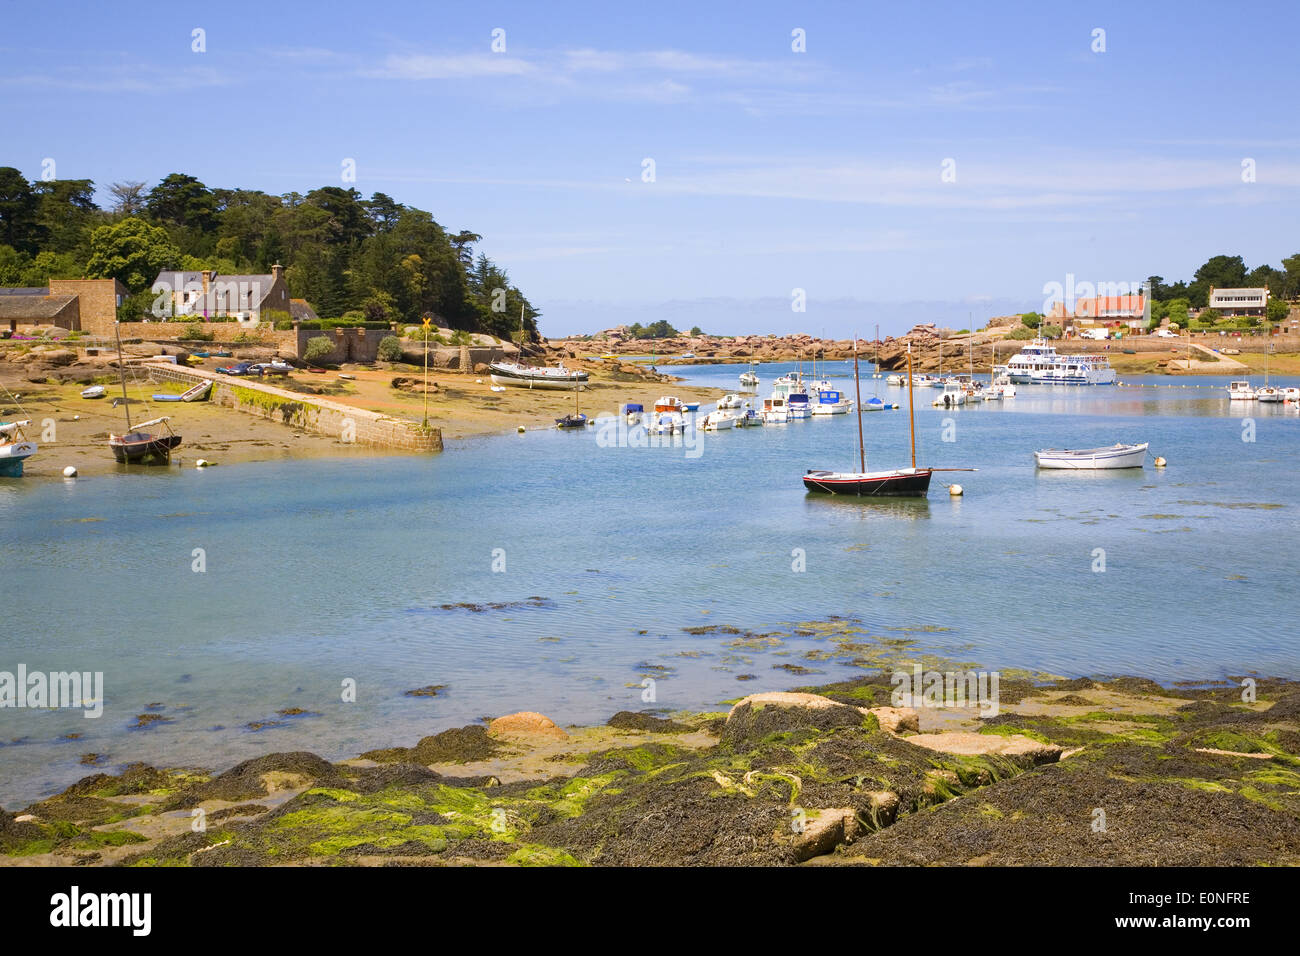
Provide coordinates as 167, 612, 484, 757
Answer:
4, 672, 1297, 867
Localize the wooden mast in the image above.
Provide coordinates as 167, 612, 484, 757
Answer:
114, 321, 132, 433
853, 335, 865, 473
907, 343, 917, 469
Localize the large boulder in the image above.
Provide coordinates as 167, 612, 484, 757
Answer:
723, 692, 870, 749
488, 711, 567, 741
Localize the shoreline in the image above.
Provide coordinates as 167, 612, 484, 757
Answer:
2, 668, 1296, 866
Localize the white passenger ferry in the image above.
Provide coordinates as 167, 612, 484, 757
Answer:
1005, 339, 1116, 385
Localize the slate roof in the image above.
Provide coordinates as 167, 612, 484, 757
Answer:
0, 293, 78, 319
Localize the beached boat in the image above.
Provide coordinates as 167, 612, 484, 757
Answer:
803, 341, 955, 497
1034, 442, 1148, 470
80, 385, 106, 399
489, 360, 588, 390
555, 378, 588, 428
1005, 339, 1116, 385
1228, 381, 1256, 401
0, 420, 37, 477
152, 381, 212, 403
109, 322, 181, 464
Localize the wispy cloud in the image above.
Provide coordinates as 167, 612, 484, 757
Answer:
363, 53, 533, 80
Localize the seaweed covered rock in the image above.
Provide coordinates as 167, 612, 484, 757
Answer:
165, 752, 342, 808
361, 726, 501, 765
723, 692, 872, 749
605, 711, 692, 734
905, 732, 1062, 767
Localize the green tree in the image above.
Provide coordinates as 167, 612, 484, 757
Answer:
378, 335, 403, 361
1041, 324, 1062, 339
1265, 298, 1289, 323
1194, 254, 1247, 290
85, 217, 181, 291
1020, 312, 1041, 329
33, 178, 97, 255
0, 167, 41, 254
146, 173, 217, 232
304, 336, 334, 364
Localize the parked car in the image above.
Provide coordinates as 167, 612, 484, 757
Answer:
1152, 329, 1178, 338
250, 360, 292, 377
216, 361, 256, 375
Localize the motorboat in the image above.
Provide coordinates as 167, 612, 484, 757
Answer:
1228, 381, 1256, 401
622, 403, 644, 426
1034, 442, 1149, 470
701, 410, 736, 431
788, 392, 811, 419
762, 396, 789, 424
649, 396, 685, 434
932, 382, 966, 407
885, 373, 904, 387
718, 393, 744, 409
811, 389, 851, 415
1257, 386, 1284, 403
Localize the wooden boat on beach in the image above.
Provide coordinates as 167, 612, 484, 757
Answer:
110, 322, 181, 464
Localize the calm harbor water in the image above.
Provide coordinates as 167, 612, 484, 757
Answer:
2, 361, 1298, 805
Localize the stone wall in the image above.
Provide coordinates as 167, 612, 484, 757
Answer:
146, 365, 442, 453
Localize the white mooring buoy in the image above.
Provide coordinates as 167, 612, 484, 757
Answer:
517, 425, 526, 433
949, 483, 964, 497
1154, 456, 1167, 468
62, 466, 77, 478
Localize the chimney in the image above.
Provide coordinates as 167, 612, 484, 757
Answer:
271, 263, 284, 283
201, 270, 213, 294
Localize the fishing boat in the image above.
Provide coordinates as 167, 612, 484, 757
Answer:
701, 409, 736, 431
1284, 387, 1300, 403
0, 420, 37, 477
109, 322, 181, 464
718, 393, 744, 409
932, 381, 966, 407
1034, 442, 1149, 470
811, 389, 851, 415
649, 396, 685, 434
80, 385, 106, 399
1005, 339, 1116, 385
489, 360, 588, 390
762, 395, 789, 424
736, 403, 764, 427
788, 391, 811, 419
803, 341, 954, 497
1228, 381, 1256, 401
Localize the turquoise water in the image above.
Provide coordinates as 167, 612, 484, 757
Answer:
2, 362, 1299, 805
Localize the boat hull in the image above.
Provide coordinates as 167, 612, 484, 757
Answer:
0, 443, 36, 477
1034, 442, 1148, 470
109, 433, 182, 464
803, 468, 933, 497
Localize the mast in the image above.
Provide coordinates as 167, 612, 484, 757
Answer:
853, 335, 865, 473
114, 321, 132, 432
907, 343, 917, 469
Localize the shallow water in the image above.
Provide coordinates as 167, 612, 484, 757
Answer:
1, 362, 1298, 805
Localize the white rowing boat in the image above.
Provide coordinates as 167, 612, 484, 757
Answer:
1034, 442, 1148, 470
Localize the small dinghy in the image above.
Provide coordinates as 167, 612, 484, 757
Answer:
0, 420, 37, 477
1034, 442, 1148, 470
81, 385, 106, 399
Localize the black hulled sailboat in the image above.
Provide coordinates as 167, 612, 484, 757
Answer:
802, 339, 935, 497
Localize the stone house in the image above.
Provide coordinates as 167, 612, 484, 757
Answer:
151, 264, 292, 327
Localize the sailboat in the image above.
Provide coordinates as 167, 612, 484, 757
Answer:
1258, 344, 1283, 403
108, 322, 182, 464
803, 342, 950, 496
555, 377, 588, 428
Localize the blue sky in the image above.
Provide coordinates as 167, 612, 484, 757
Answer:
4, 1, 1298, 337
